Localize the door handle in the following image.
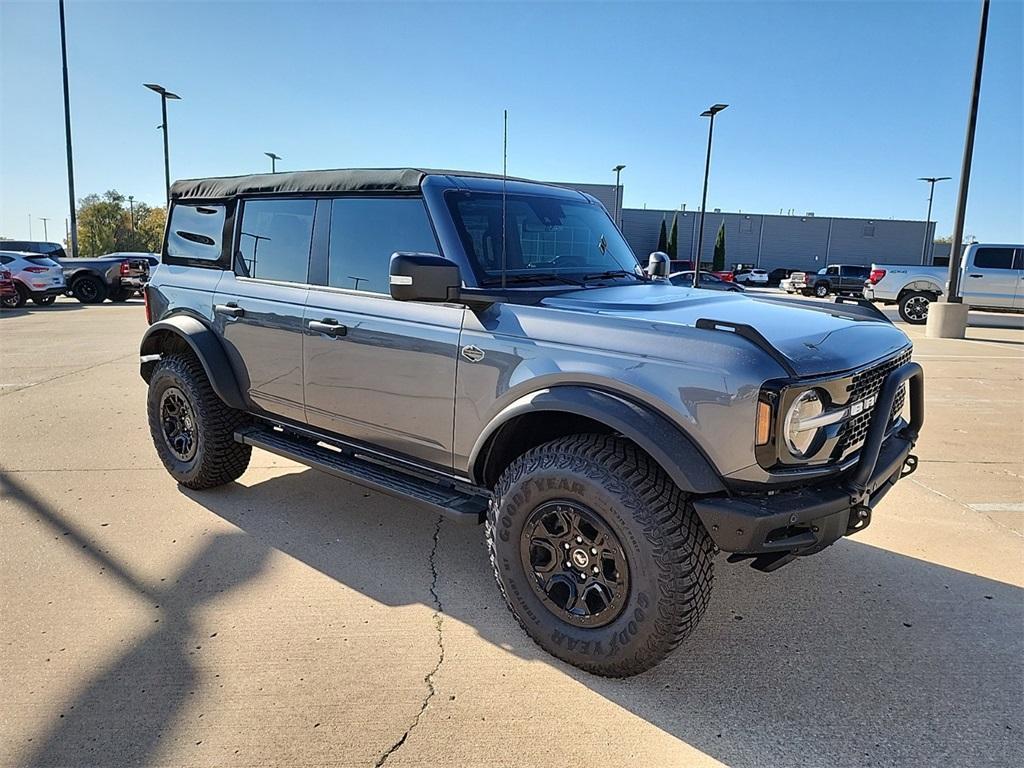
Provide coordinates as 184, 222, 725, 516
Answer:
215, 302, 245, 318
308, 318, 347, 337
968, 274, 983, 278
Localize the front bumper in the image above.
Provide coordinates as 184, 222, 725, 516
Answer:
693, 361, 924, 569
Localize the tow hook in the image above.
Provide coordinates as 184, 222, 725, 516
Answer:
847, 505, 871, 534
901, 454, 919, 478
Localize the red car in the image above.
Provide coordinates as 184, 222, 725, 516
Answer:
0, 267, 17, 306
711, 270, 734, 282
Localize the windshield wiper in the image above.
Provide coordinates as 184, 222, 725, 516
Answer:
482, 273, 585, 287
582, 269, 647, 283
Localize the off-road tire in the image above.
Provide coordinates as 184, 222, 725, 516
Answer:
487, 434, 715, 677
898, 291, 932, 325
71, 275, 107, 304
32, 295, 57, 306
108, 288, 132, 302
147, 353, 251, 489
814, 282, 830, 298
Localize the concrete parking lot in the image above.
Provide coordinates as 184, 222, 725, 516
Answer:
2, 295, 1022, 768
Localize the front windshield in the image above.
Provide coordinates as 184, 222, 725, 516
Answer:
445, 190, 643, 286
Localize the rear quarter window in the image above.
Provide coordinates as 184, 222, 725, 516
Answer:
166, 203, 228, 265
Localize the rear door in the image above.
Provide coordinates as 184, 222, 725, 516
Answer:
961, 246, 1018, 308
213, 197, 316, 423
302, 196, 464, 470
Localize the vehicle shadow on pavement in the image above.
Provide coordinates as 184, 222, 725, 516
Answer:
184, 468, 1022, 767
4, 474, 271, 768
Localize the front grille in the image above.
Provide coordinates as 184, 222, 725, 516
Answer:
838, 349, 912, 452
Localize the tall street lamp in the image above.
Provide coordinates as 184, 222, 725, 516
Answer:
694, 103, 728, 288
144, 83, 181, 205
40, 217, 50, 240
265, 152, 281, 173
928, 0, 990, 339
917, 176, 950, 264
59, 0, 79, 257
611, 164, 625, 228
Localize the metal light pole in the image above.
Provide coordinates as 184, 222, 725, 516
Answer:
611, 164, 625, 227
59, 0, 78, 257
128, 195, 136, 249
40, 217, 50, 240
927, 0, 990, 339
144, 83, 181, 205
694, 103, 728, 287
918, 176, 950, 264
265, 152, 281, 173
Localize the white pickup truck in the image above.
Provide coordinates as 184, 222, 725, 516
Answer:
864, 243, 1024, 324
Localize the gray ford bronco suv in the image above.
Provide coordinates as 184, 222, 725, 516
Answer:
141, 168, 924, 677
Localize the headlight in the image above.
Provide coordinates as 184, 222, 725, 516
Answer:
784, 389, 825, 458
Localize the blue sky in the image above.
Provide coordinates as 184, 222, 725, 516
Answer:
2, 0, 1021, 242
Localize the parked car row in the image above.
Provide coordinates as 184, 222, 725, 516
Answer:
0, 240, 155, 309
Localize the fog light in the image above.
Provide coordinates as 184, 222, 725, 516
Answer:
784, 389, 825, 458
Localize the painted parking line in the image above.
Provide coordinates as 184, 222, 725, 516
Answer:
967, 503, 1024, 513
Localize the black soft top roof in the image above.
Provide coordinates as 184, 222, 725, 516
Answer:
169, 168, 538, 201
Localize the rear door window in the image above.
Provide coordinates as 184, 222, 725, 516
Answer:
973, 247, 1015, 270
166, 203, 227, 263
237, 199, 315, 283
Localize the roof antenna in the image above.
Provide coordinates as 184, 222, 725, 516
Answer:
501, 108, 508, 290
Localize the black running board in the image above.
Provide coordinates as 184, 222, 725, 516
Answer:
235, 425, 487, 524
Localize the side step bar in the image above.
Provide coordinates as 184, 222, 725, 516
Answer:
235, 425, 488, 524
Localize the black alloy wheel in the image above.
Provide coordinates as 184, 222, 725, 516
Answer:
520, 500, 630, 628
159, 386, 198, 462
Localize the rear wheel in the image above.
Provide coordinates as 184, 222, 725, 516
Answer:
32, 295, 57, 306
814, 282, 830, 298
109, 288, 132, 302
898, 291, 932, 325
487, 434, 715, 677
71, 275, 107, 304
147, 353, 252, 489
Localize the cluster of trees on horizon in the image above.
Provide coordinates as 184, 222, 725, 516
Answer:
0, 191, 166, 258
656, 213, 727, 271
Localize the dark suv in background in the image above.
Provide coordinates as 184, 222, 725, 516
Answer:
140, 168, 924, 676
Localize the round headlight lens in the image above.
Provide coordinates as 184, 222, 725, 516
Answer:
784, 389, 825, 458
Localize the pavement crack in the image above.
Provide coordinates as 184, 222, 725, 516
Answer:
374, 516, 445, 768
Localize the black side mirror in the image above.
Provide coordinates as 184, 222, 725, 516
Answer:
389, 252, 462, 302
647, 251, 670, 277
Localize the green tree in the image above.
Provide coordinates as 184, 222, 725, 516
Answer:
656, 217, 668, 252
667, 214, 678, 259
74, 190, 164, 256
135, 206, 166, 252
712, 222, 726, 271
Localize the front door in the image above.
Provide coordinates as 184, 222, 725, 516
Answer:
302, 196, 464, 470
961, 246, 1019, 308
214, 197, 317, 424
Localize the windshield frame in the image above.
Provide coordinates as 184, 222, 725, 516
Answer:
443, 188, 643, 289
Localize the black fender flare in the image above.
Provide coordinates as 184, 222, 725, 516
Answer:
470, 386, 725, 495
140, 315, 245, 409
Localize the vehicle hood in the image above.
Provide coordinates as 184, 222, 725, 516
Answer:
541, 283, 910, 377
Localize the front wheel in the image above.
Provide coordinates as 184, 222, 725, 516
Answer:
487, 434, 715, 677
3, 285, 26, 308
147, 354, 252, 489
898, 291, 932, 325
